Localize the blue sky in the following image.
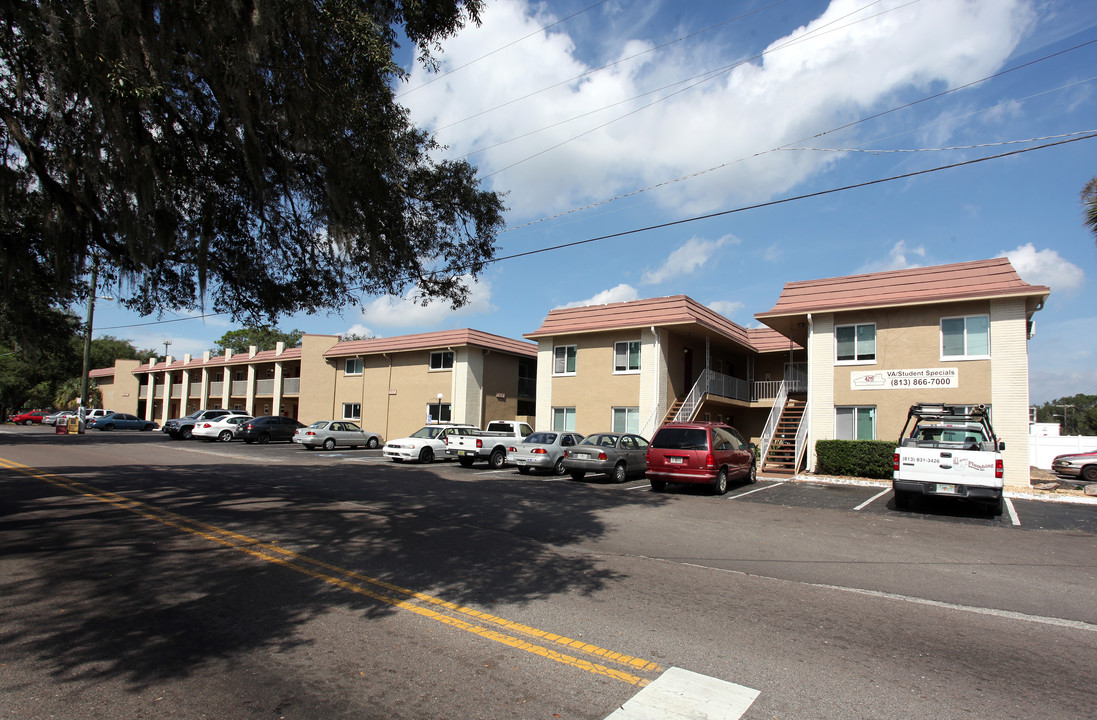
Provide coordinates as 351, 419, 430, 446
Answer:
91, 0, 1097, 403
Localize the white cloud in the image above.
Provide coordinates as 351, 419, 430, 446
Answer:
708, 300, 744, 319
403, 0, 1033, 217
641, 235, 735, 285
343, 323, 377, 339
357, 276, 495, 328
857, 240, 926, 273
1002, 243, 1085, 293
556, 284, 639, 309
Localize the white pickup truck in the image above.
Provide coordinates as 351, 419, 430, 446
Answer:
892, 403, 1005, 515
446, 420, 534, 469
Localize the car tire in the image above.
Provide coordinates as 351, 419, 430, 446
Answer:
569, 470, 586, 481
218, 430, 233, 443
181, 427, 194, 440
894, 488, 911, 510
323, 438, 336, 451
367, 437, 379, 449
142, 424, 155, 431
553, 457, 566, 476
418, 447, 434, 464
517, 466, 531, 475
711, 468, 728, 495
489, 448, 506, 469
747, 462, 757, 484
650, 479, 667, 492
612, 462, 627, 483
258, 432, 270, 444
1082, 465, 1097, 483
245, 439, 254, 444
103, 424, 114, 431
458, 457, 474, 468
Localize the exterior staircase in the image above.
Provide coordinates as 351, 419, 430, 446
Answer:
662, 398, 685, 425
761, 395, 806, 477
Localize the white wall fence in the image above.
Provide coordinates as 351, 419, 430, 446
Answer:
1029, 435, 1097, 469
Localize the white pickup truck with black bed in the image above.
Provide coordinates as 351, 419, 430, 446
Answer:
892, 403, 1006, 515
446, 420, 534, 468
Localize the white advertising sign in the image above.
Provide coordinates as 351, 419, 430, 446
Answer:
851, 367, 958, 390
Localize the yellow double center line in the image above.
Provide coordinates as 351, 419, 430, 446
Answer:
0, 457, 661, 686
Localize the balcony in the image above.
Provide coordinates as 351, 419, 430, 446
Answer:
283, 377, 301, 395
209, 381, 224, 396
256, 379, 275, 396
231, 380, 248, 396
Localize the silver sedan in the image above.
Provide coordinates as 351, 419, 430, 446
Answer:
293, 420, 383, 450
562, 432, 649, 483
507, 431, 585, 475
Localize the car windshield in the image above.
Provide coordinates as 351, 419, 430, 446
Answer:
525, 432, 557, 444
652, 427, 708, 450
183, 411, 203, 419
410, 426, 445, 439
308, 421, 328, 429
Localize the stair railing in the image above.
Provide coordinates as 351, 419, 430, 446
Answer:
758, 380, 788, 464
793, 398, 810, 474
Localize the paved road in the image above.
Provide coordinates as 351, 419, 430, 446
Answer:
2, 427, 1096, 719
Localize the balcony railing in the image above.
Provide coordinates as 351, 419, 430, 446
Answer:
256, 379, 275, 396
283, 377, 301, 395
231, 380, 248, 396
209, 381, 224, 396
139, 386, 148, 399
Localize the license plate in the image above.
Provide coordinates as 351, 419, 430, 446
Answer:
669, 456, 684, 464
935, 483, 958, 495
574, 453, 590, 460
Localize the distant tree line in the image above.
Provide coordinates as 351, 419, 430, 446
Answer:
1033, 394, 1097, 437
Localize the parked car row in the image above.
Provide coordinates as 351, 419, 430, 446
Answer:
383, 420, 758, 495
159, 407, 385, 450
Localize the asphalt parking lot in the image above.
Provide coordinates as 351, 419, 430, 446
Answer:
7, 425, 1097, 534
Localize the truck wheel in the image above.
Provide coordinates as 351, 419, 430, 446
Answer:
418, 447, 434, 464
489, 448, 506, 469
989, 494, 1004, 517
458, 457, 474, 468
893, 489, 911, 510
650, 479, 667, 492
181, 427, 193, 440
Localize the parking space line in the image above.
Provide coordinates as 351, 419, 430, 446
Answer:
726, 483, 782, 500
1006, 497, 1020, 526
854, 488, 892, 511
626, 483, 649, 490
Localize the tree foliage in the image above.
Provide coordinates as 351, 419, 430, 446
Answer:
212, 327, 303, 354
1034, 395, 1097, 437
1083, 177, 1097, 244
1, 0, 504, 352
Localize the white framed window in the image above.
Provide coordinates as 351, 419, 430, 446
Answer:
836, 406, 876, 440
552, 407, 576, 431
430, 351, 454, 370
553, 345, 577, 375
835, 323, 876, 364
344, 358, 363, 375
613, 341, 641, 373
941, 315, 990, 359
427, 403, 451, 423
342, 402, 361, 420
611, 407, 640, 434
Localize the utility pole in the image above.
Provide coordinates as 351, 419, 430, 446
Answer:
79, 261, 98, 411
1054, 404, 1075, 434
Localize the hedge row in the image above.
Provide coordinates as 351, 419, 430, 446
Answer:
814, 440, 894, 480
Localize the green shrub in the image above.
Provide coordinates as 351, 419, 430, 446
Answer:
815, 440, 894, 480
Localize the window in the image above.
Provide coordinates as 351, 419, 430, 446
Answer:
427, 403, 451, 423
614, 341, 641, 373
345, 358, 363, 375
553, 345, 577, 375
941, 315, 990, 359
835, 323, 876, 363
836, 407, 876, 440
430, 351, 454, 370
611, 407, 640, 434
552, 407, 576, 431
342, 403, 361, 420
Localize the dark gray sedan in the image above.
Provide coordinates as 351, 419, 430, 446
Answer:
562, 432, 649, 483
86, 412, 158, 431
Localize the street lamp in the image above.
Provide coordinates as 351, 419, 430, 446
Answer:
163, 339, 172, 360
435, 393, 444, 424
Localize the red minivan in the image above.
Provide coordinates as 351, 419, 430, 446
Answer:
646, 421, 756, 494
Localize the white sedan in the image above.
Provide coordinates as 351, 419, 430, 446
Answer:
293, 420, 382, 450
383, 424, 476, 464
192, 415, 254, 442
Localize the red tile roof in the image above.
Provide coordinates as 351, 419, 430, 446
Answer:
747, 327, 803, 353
324, 329, 537, 359
756, 257, 1049, 319
133, 347, 303, 374
525, 295, 753, 346
89, 367, 115, 378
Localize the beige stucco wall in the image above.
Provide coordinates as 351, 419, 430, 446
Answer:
98, 359, 141, 413
990, 298, 1032, 486
297, 334, 342, 423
